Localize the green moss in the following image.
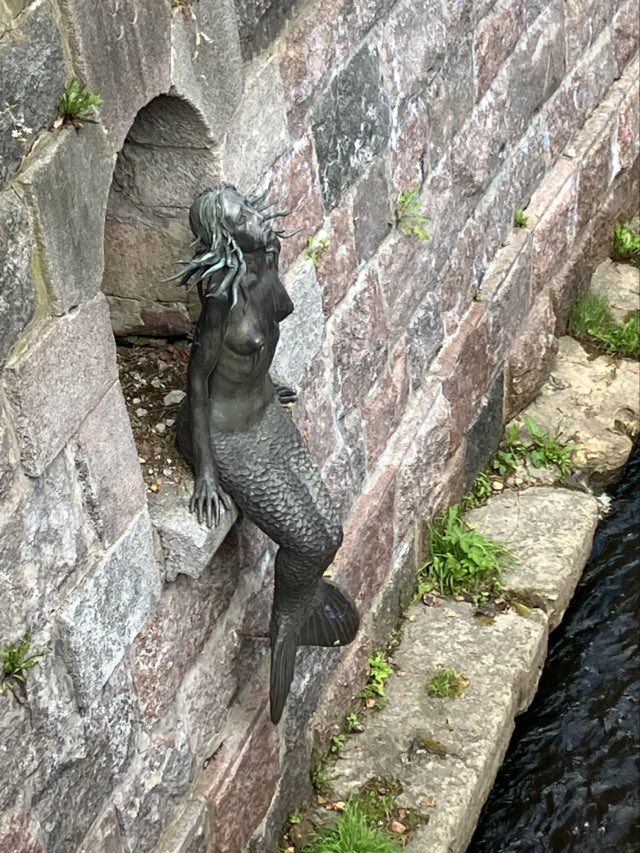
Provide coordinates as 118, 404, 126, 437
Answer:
426, 667, 468, 699
611, 219, 640, 266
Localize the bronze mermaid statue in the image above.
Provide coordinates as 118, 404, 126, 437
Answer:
172, 184, 359, 724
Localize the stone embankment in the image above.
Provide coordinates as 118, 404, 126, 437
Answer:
316, 259, 639, 853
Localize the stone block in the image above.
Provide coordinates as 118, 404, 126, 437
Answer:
438, 303, 491, 454
16, 124, 113, 315
352, 158, 392, 264
0, 189, 36, 369
450, 87, 509, 199
439, 219, 485, 334
113, 722, 195, 853
148, 476, 238, 583
272, 259, 325, 390
389, 95, 429, 192
153, 801, 210, 853
467, 487, 599, 629
277, 0, 348, 121
85, 661, 140, 778
57, 0, 172, 150
234, 0, 300, 59
75, 382, 146, 548
198, 703, 281, 853
506, 288, 558, 419
575, 117, 615, 234
0, 810, 42, 853
361, 344, 409, 468
501, 0, 565, 146
315, 204, 359, 313
543, 30, 617, 164
613, 0, 640, 72
2, 295, 118, 477
405, 289, 445, 393
615, 74, 640, 173
312, 44, 391, 211
222, 56, 289, 191
77, 808, 125, 853
380, 0, 447, 99
424, 31, 475, 171
170, 0, 242, 142
333, 465, 396, 608
463, 369, 504, 489
0, 396, 18, 500
589, 259, 640, 324
0, 0, 66, 187
57, 512, 161, 707
530, 162, 578, 293
375, 232, 432, 340
0, 447, 89, 638
482, 236, 533, 372
474, 0, 525, 101
564, 0, 613, 67
393, 386, 451, 541
267, 135, 324, 272
106, 295, 193, 338
331, 267, 389, 411
131, 529, 242, 722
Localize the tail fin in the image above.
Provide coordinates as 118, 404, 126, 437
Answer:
298, 581, 359, 648
270, 629, 298, 725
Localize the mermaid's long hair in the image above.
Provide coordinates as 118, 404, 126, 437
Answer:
168, 184, 289, 309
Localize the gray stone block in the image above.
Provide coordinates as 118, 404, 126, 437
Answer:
233, 0, 300, 59
405, 289, 445, 394
2, 295, 118, 477
0, 189, 36, 369
222, 56, 289, 191
16, 124, 114, 315
312, 44, 391, 211
467, 487, 599, 629
57, 512, 161, 707
352, 159, 391, 263
148, 477, 238, 583
0, 0, 66, 187
0, 395, 19, 500
380, 0, 447, 99
0, 447, 89, 638
76, 382, 147, 548
463, 368, 505, 490
171, 0, 243, 142
57, 0, 172, 150
272, 259, 325, 389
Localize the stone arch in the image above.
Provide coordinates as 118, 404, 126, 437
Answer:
102, 94, 219, 337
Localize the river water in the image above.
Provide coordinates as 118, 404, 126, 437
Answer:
469, 442, 640, 852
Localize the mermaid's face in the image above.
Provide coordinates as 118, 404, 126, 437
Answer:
220, 189, 272, 251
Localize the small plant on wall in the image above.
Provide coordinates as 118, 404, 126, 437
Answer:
55, 79, 103, 128
1, 633, 48, 703
514, 208, 529, 228
390, 188, 431, 240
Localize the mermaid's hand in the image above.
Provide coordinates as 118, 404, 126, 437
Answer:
190, 470, 231, 528
275, 384, 298, 406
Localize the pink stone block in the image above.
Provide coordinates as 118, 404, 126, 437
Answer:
361, 344, 410, 468
474, 0, 525, 101
316, 205, 359, 313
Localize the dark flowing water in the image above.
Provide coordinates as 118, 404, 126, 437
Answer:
469, 442, 640, 853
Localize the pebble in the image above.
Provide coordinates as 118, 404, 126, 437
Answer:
135, 408, 148, 417
166, 418, 175, 427
163, 390, 186, 407
492, 480, 504, 491
390, 820, 407, 834
132, 397, 141, 405
150, 378, 164, 388
154, 422, 167, 434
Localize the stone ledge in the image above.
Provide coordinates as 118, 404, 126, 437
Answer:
147, 476, 238, 583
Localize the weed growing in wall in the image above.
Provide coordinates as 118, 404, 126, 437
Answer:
1, 633, 48, 700
514, 209, 529, 228
570, 294, 640, 360
361, 652, 394, 709
305, 235, 331, 268
611, 219, 640, 266
56, 79, 103, 127
390, 188, 431, 240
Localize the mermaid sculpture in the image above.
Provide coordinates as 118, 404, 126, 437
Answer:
172, 184, 359, 724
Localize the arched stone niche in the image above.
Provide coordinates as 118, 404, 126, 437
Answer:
102, 94, 218, 337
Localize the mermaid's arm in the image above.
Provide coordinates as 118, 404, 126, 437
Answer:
188, 294, 231, 527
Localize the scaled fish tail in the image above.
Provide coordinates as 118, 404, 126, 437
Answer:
269, 581, 359, 724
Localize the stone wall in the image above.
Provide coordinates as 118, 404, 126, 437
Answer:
0, 0, 638, 850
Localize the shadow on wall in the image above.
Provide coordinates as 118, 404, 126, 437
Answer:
102, 94, 218, 338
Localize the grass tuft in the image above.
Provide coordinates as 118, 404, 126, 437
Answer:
306, 802, 403, 853
57, 79, 102, 126
514, 209, 529, 228
569, 293, 640, 359
1, 633, 48, 698
611, 219, 640, 266
390, 188, 431, 240
417, 505, 514, 598
426, 667, 468, 699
